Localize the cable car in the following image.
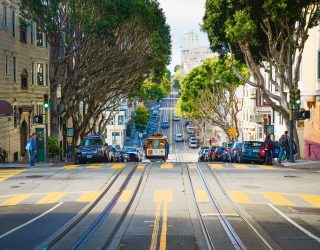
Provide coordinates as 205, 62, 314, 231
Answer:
144, 134, 169, 162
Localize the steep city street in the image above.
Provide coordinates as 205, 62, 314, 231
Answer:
0, 94, 319, 250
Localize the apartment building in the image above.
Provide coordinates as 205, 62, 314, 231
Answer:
0, 0, 49, 162
300, 24, 320, 160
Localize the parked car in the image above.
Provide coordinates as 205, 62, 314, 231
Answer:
198, 148, 209, 162
198, 146, 210, 155
208, 146, 217, 161
222, 142, 233, 162
76, 135, 109, 163
186, 125, 195, 134
173, 115, 181, 121
230, 142, 242, 162
161, 121, 169, 129
237, 141, 266, 164
189, 139, 198, 148
123, 147, 142, 162
175, 134, 184, 142
212, 147, 225, 161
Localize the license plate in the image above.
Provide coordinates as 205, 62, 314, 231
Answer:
253, 149, 260, 153
87, 155, 92, 159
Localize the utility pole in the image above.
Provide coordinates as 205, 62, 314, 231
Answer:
288, 45, 295, 162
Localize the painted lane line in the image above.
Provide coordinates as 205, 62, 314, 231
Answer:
0, 202, 63, 239
268, 204, 320, 243
37, 192, 66, 204
1, 194, 32, 206
150, 202, 162, 250
262, 192, 295, 207
160, 201, 168, 250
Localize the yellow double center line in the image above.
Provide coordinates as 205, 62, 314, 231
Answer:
150, 190, 172, 250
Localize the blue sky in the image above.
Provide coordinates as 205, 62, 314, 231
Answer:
158, 0, 210, 73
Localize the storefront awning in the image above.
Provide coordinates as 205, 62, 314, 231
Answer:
0, 100, 13, 116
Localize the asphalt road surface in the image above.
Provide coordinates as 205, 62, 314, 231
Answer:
0, 92, 319, 250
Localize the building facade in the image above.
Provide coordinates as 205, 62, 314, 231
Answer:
301, 24, 320, 160
0, 0, 49, 162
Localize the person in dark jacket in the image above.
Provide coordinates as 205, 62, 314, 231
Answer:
27, 133, 37, 167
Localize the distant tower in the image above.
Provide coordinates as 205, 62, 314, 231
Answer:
180, 31, 199, 51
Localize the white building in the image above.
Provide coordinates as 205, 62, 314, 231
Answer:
105, 99, 134, 148
180, 31, 216, 74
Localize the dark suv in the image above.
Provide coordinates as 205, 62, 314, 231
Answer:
76, 135, 109, 163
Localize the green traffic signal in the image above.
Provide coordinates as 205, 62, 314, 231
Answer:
44, 103, 49, 109
295, 99, 301, 105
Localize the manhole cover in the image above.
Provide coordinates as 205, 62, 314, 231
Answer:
11, 186, 20, 188
25, 175, 44, 179
283, 175, 299, 178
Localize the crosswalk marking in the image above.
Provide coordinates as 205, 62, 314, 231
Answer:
77, 191, 101, 202
233, 164, 250, 169
161, 163, 173, 169
0, 169, 26, 182
197, 190, 209, 202
229, 191, 252, 204
188, 164, 196, 169
137, 164, 145, 169
299, 194, 320, 207
262, 192, 295, 206
86, 164, 102, 169
111, 164, 125, 169
37, 192, 66, 204
209, 164, 224, 169
258, 165, 275, 170
119, 190, 132, 202
63, 164, 79, 169
1, 194, 32, 206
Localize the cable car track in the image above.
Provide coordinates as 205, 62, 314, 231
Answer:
44, 163, 151, 250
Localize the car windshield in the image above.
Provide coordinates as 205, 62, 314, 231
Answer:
176, 134, 182, 137
210, 147, 217, 152
215, 147, 224, 151
244, 141, 264, 148
81, 138, 103, 146
125, 148, 136, 153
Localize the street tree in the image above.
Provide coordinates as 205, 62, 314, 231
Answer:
20, 0, 171, 141
177, 57, 249, 140
133, 104, 150, 133
203, 0, 320, 151
172, 65, 184, 89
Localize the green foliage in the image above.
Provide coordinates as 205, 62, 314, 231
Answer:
172, 65, 183, 89
177, 56, 249, 118
48, 136, 62, 156
203, 0, 320, 62
133, 104, 150, 133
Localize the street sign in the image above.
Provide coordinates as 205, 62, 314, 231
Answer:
266, 125, 274, 135
34, 115, 43, 124
228, 128, 237, 137
299, 110, 310, 120
66, 128, 74, 137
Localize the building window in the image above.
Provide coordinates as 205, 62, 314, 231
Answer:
45, 64, 48, 85
21, 69, 28, 90
20, 20, 28, 43
13, 57, 16, 83
318, 50, 320, 80
3, 5, 7, 27
12, 10, 15, 37
37, 63, 44, 85
118, 115, 124, 125
31, 62, 34, 85
5, 54, 9, 75
36, 26, 43, 46
30, 21, 34, 44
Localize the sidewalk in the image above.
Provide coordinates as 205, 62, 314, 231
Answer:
0, 162, 67, 169
277, 159, 320, 170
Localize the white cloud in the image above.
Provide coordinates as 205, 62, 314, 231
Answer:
158, 0, 209, 72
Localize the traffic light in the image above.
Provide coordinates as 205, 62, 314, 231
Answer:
295, 88, 301, 106
290, 88, 296, 104
43, 94, 49, 109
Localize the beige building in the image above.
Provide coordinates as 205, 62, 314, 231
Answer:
300, 24, 320, 160
0, 0, 49, 162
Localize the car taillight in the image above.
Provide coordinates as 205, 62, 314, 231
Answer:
260, 149, 266, 157
216, 150, 220, 154
233, 148, 238, 152
210, 152, 213, 155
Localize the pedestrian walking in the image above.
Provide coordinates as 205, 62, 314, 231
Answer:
26, 133, 37, 167
264, 133, 274, 165
278, 131, 289, 164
